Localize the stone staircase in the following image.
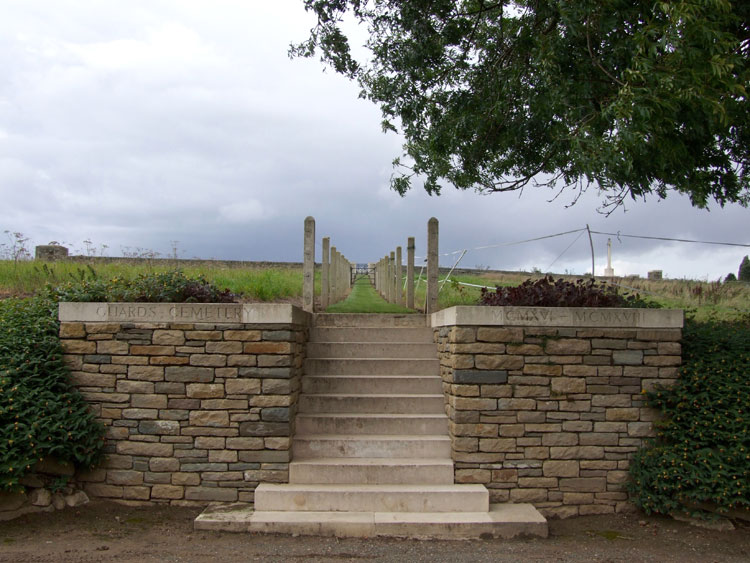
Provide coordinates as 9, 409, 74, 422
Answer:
196, 314, 547, 539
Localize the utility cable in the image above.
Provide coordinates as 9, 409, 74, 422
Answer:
590, 230, 750, 248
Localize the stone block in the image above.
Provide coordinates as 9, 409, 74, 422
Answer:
479, 438, 517, 452
116, 380, 154, 394
139, 420, 181, 435
475, 355, 524, 370
165, 366, 214, 383
225, 437, 265, 450
613, 350, 643, 365
591, 395, 631, 407
250, 395, 292, 407
224, 330, 262, 341
579, 433, 619, 446
188, 411, 229, 427
453, 370, 508, 384
562, 492, 594, 505
150, 458, 180, 472
186, 383, 225, 399
242, 342, 291, 354
68, 371, 116, 388
455, 469, 491, 483
127, 366, 165, 381
258, 354, 292, 368
627, 422, 654, 437
122, 408, 158, 420
131, 394, 168, 408
150, 356, 190, 366
228, 355, 257, 367
151, 485, 185, 499
543, 460, 579, 477
131, 345, 176, 356
201, 399, 247, 410
550, 446, 604, 460
61, 340, 96, 354
84, 483, 123, 499
209, 450, 238, 463
107, 470, 144, 486
152, 330, 186, 346
190, 354, 227, 367
264, 437, 290, 450
497, 398, 536, 410
644, 355, 681, 367
509, 488, 548, 503
477, 327, 523, 343
542, 433, 578, 446
97, 340, 130, 355
172, 473, 201, 486
606, 408, 640, 422
545, 339, 590, 355
513, 385, 550, 398
451, 397, 497, 410
451, 355, 474, 369
523, 364, 562, 376
559, 477, 607, 492
60, 323, 86, 338
260, 379, 290, 394
116, 442, 173, 457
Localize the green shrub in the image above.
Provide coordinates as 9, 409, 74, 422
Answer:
479, 275, 653, 308
628, 316, 750, 516
0, 297, 105, 491
48, 269, 235, 303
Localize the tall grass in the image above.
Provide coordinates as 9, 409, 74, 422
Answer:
2, 260, 748, 319
0, 260, 303, 303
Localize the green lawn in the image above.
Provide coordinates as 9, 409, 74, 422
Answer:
326, 277, 416, 313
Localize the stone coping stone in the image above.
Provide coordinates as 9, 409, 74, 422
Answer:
431, 306, 683, 329
59, 302, 311, 326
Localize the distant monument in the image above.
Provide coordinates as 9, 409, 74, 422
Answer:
603, 238, 615, 278
35, 244, 68, 261
647, 270, 663, 280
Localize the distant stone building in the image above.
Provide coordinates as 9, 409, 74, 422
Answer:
35, 245, 69, 261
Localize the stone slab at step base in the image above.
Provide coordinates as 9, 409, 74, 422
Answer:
194, 503, 549, 540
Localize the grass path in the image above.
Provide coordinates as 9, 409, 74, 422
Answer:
325, 277, 416, 313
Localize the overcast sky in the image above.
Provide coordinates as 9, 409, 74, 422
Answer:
1, 0, 748, 280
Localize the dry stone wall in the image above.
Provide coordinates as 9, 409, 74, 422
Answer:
58, 303, 309, 505
432, 306, 683, 518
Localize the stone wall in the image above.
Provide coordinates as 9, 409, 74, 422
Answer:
58, 303, 309, 505
432, 306, 683, 518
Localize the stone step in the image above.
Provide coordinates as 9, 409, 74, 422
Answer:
292, 434, 451, 459
309, 327, 434, 343
289, 458, 454, 485
301, 375, 442, 395
305, 358, 440, 376
297, 394, 445, 414
313, 314, 428, 328
194, 503, 549, 540
296, 413, 449, 435
253, 483, 489, 513
307, 342, 437, 359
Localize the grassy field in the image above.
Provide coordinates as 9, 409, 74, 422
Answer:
326, 277, 414, 313
1, 259, 748, 319
0, 260, 305, 302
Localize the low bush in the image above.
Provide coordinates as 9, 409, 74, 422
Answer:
479, 275, 650, 307
0, 297, 105, 491
47, 268, 235, 303
628, 316, 750, 517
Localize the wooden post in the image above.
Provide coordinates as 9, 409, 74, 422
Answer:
303, 216, 315, 313
321, 237, 330, 310
407, 237, 415, 309
426, 217, 439, 314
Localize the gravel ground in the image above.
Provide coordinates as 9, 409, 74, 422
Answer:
1, 501, 749, 562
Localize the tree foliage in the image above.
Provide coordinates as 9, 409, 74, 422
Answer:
739, 255, 750, 281
292, 0, 749, 209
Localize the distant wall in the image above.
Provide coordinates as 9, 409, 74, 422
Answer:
432, 306, 683, 518
59, 303, 310, 505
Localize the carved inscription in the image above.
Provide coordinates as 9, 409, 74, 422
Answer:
95, 304, 242, 322
502, 307, 641, 327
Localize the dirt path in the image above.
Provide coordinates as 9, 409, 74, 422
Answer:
1, 501, 748, 562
